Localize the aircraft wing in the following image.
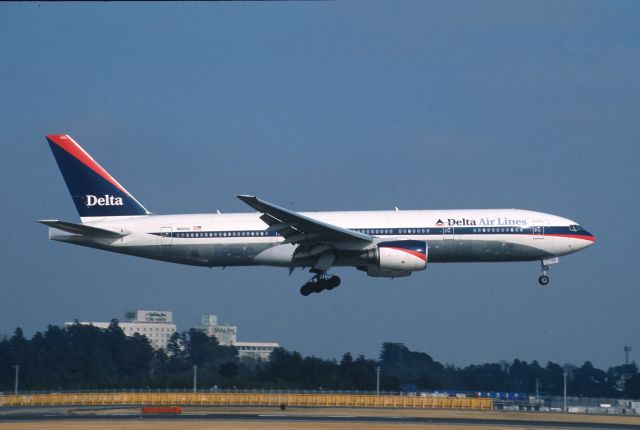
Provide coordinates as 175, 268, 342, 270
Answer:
37, 220, 129, 238
237, 195, 372, 245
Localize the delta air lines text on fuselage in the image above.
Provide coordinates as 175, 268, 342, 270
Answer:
40, 134, 595, 295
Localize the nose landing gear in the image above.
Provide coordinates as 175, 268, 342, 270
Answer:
300, 273, 341, 296
538, 257, 558, 286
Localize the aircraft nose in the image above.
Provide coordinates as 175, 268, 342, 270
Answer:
581, 229, 596, 247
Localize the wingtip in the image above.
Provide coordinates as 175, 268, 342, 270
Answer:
237, 194, 257, 200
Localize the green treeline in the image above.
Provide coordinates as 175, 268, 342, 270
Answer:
0, 322, 639, 399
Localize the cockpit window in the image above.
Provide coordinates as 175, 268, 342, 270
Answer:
569, 225, 582, 232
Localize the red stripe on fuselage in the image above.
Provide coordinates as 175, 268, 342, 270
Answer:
46, 134, 129, 196
386, 247, 427, 261
546, 233, 596, 242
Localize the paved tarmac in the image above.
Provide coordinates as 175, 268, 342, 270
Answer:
1, 410, 640, 429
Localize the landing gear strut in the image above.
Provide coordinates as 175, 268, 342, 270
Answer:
300, 273, 341, 296
538, 258, 556, 286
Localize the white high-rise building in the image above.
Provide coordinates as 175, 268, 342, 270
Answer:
199, 314, 279, 361
66, 310, 177, 350
199, 314, 237, 345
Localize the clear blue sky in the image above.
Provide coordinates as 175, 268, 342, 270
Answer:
1, 1, 639, 369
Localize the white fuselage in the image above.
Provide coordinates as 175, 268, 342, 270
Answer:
50, 208, 594, 269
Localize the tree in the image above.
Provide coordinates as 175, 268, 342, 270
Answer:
608, 363, 638, 392
544, 362, 566, 395
219, 361, 238, 378
0, 323, 634, 397
380, 342, 444, 388
571, 361, 615, 398
623, 373, 640, 399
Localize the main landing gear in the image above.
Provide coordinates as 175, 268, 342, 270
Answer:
300, 273, 341, 296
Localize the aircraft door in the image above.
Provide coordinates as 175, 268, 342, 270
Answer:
160, 226, 173, 246
442, 226, 455, 240
532, 221, 544, 239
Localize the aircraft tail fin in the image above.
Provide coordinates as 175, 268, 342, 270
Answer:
45, 134, 151, 221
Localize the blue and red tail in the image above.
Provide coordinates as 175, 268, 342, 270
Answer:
46, 134, 151, 220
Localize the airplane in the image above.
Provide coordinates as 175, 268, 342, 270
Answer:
39, 134, 595, 296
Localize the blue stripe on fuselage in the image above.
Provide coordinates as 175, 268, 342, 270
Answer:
149, 226, 594, 240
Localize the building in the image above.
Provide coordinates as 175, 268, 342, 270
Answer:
199, 314, 279, 361
65, 310, 177, 350
234, 341, 281, 361
65, 310, 278, 359
199, 314, 237, 345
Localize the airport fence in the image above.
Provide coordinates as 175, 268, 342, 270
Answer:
0, 390, 492, 410
494, 395, 640, 415
419, 389, 640, 416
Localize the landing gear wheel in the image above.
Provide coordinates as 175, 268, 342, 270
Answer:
538, 275, 549, 286
313, 280, 327, 293
300, 282, 315, 296
327, 275, 341, 289
299, 273, 341, 296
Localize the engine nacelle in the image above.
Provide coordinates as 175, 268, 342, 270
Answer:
365, 268, 412, 278
361, 240, 428, 276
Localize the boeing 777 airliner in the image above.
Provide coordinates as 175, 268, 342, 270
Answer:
40, 134, 595, 295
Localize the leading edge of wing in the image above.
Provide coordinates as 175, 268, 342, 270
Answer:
236, 195, 372, 244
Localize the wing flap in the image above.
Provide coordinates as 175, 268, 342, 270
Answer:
38, 219, 128, 238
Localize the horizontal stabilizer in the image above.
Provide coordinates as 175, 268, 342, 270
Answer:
37, 220, 128, 238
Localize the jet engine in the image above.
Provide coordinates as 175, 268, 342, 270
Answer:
360, 240, 428, 277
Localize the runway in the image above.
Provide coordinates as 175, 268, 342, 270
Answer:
1, 408, 640, 430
